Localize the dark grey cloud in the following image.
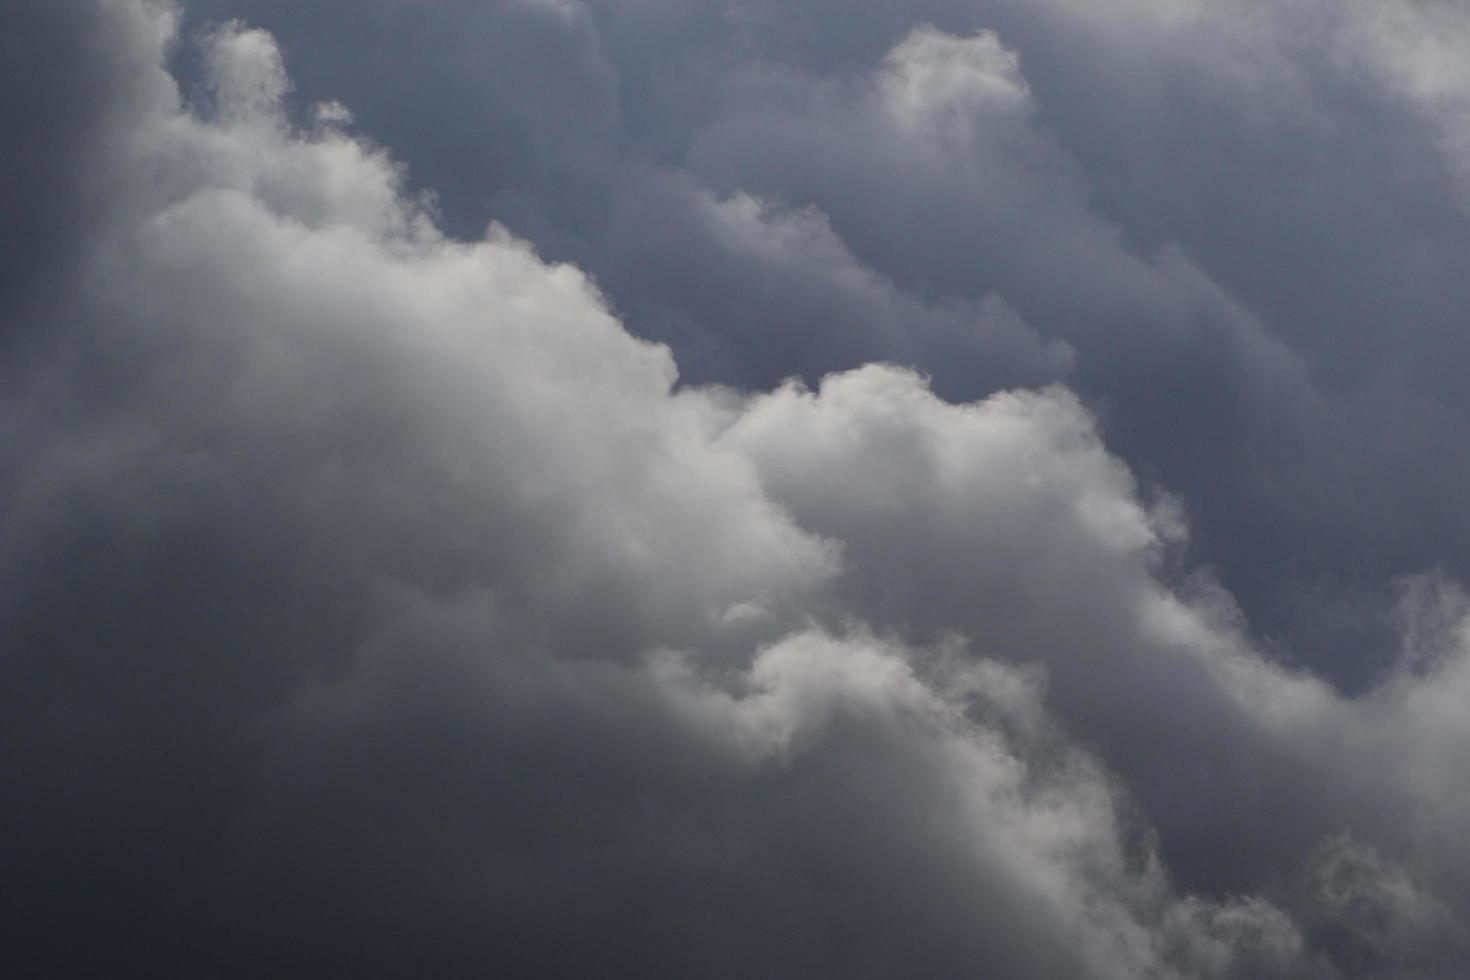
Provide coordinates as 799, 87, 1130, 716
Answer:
0, 0, 110, 318
0, 0, 165, 343
5, 2, 1470, 977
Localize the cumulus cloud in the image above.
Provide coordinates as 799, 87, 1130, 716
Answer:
177, 0, 1470, 690
5, 1, 1470, 977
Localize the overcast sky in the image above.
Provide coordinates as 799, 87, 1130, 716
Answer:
5, 1, 1470, 976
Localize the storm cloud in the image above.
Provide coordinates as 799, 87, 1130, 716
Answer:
4, 1, 1470, 976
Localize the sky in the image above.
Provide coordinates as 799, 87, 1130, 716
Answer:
4, 0, 1470, 976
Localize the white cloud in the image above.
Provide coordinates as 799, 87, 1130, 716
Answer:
880, 26, 1032, 127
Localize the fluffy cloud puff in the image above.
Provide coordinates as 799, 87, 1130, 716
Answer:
4, 3, 1470, 977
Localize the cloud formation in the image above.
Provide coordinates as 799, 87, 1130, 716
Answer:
165, 0, 1470, 692
4, 1, 1470, 976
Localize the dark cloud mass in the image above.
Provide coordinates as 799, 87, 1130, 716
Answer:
4, 0, 1470, 976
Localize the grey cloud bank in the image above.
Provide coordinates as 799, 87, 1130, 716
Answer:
4, 1, 1470, 976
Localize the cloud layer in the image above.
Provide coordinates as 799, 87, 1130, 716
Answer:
4, 1, 1470, 976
